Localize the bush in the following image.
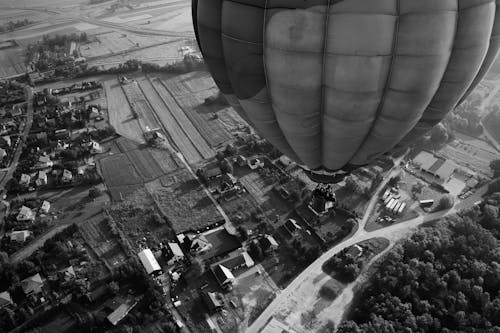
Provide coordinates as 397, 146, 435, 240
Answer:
319, 285, 338, 301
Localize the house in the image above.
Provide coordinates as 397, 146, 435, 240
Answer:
0, 148, 6, 159
263, 235, 279, 251
0, 291, 13, 309
247, 157, 264, 170
40, 200, 50, 214
205, 164, 223, 179
193, 227, 242, 262
138, 249, 161, 275
166, 243, 185, 266
9, 230, 32, 242
220, 173, 237, 187
1, 135, 11, 147
107, 298, 138, 326
62, 169, 73, 183
55, 140, 69, 151
214, 250, 254, 272
413, 151, 456, 181
21, 273, 44, 295
20, 173, 31, 186
88, 140, 102, 154
284, 219, 302, 235
36, 155, 53, 169
212, 264, 235, 290
17, 206, 35, 222
59, 266, 76, 281
36, 171, 48, 186
202, 292, 223, 312
236, 155, 247, 167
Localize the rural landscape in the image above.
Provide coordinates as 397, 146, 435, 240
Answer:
2, 1, 500, 333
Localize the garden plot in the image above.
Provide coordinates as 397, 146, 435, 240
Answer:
146, 169, 223, 233
121, 80, 161, 131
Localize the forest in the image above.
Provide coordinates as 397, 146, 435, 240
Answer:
337, 188, 500, 333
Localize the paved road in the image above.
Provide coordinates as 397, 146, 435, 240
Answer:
0, 86, 34, 190
247, 155, 478, 333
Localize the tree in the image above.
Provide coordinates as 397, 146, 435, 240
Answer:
186, 258, 204, 280
411, 182, 424, 199
387, 176, 401, 188
88, 186, 102, 199
488, 178, 500, 194
224, 144, 237, 156
220, 158, 234, 174
430, 123, 449, 145
248, 241, 264, 262
318, 320, 336, 333
436, 194, 454, 211
345, 176, 362, 194
491, 160, 500, 178
237, 226, 248, 241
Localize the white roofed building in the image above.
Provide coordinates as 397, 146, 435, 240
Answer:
138, 249, 161, 275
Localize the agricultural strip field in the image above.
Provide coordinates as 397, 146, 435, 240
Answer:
104, 79, 144, 143
160, 72, 233, 147
99, 136, 180, 200
0, 47, 27, 78
438, 132, 498, 177
121, 80, 162, 132
136, 76, 203, 163
151, 77, 214, 158
146, 169, 223, 233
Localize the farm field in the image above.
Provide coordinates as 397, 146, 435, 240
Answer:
438, 133, 497, 177
151, 77, 214, 158
98, 136, 180, 200
160, 72, 233, 147
99, 153, 143, 187
121, 80, 162, 132
138, 76, 203, 163
104, 78, 145, 144
146, 169, 223, 233
0, 46, 27, 78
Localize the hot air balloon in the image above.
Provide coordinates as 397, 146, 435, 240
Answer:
192, 0, 500, 183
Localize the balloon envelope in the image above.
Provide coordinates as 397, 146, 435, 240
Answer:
193, 0, 500, 175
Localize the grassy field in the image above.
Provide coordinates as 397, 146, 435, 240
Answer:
104, 79, 144, 144
98, 136, 180, 200
108, 188, 175, 251
146, 169, 223, 233
100, 153, 143, 187
161, 72, 233, 147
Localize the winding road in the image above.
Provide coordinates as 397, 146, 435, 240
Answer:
247, 160, 487, 333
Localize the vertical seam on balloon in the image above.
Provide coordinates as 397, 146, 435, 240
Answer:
397, 1, 460, 146
319, 0, 332, 171
457, 0, 499, 106
350, 0, 401, 163
261, 0, 304, 165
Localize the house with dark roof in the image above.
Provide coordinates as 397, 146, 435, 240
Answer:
213, 250, 254, 273
202, 292, 224, 312
413, 151, 456, 181
21, 273, 44, 296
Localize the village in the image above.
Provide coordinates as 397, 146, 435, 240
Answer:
1, 0, 500, 332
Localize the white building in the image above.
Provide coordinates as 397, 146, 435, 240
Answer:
88, 140, 102, 154
36, 171, 48, 187
36, 155, 53, 169
10, 230, 32, 242
20, 173, 31, 186
138, 249, 161, 275
62, 169, 73, 183
40, 200, 50, 214
166, 243, 185, 266
17, 206, 35, 222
